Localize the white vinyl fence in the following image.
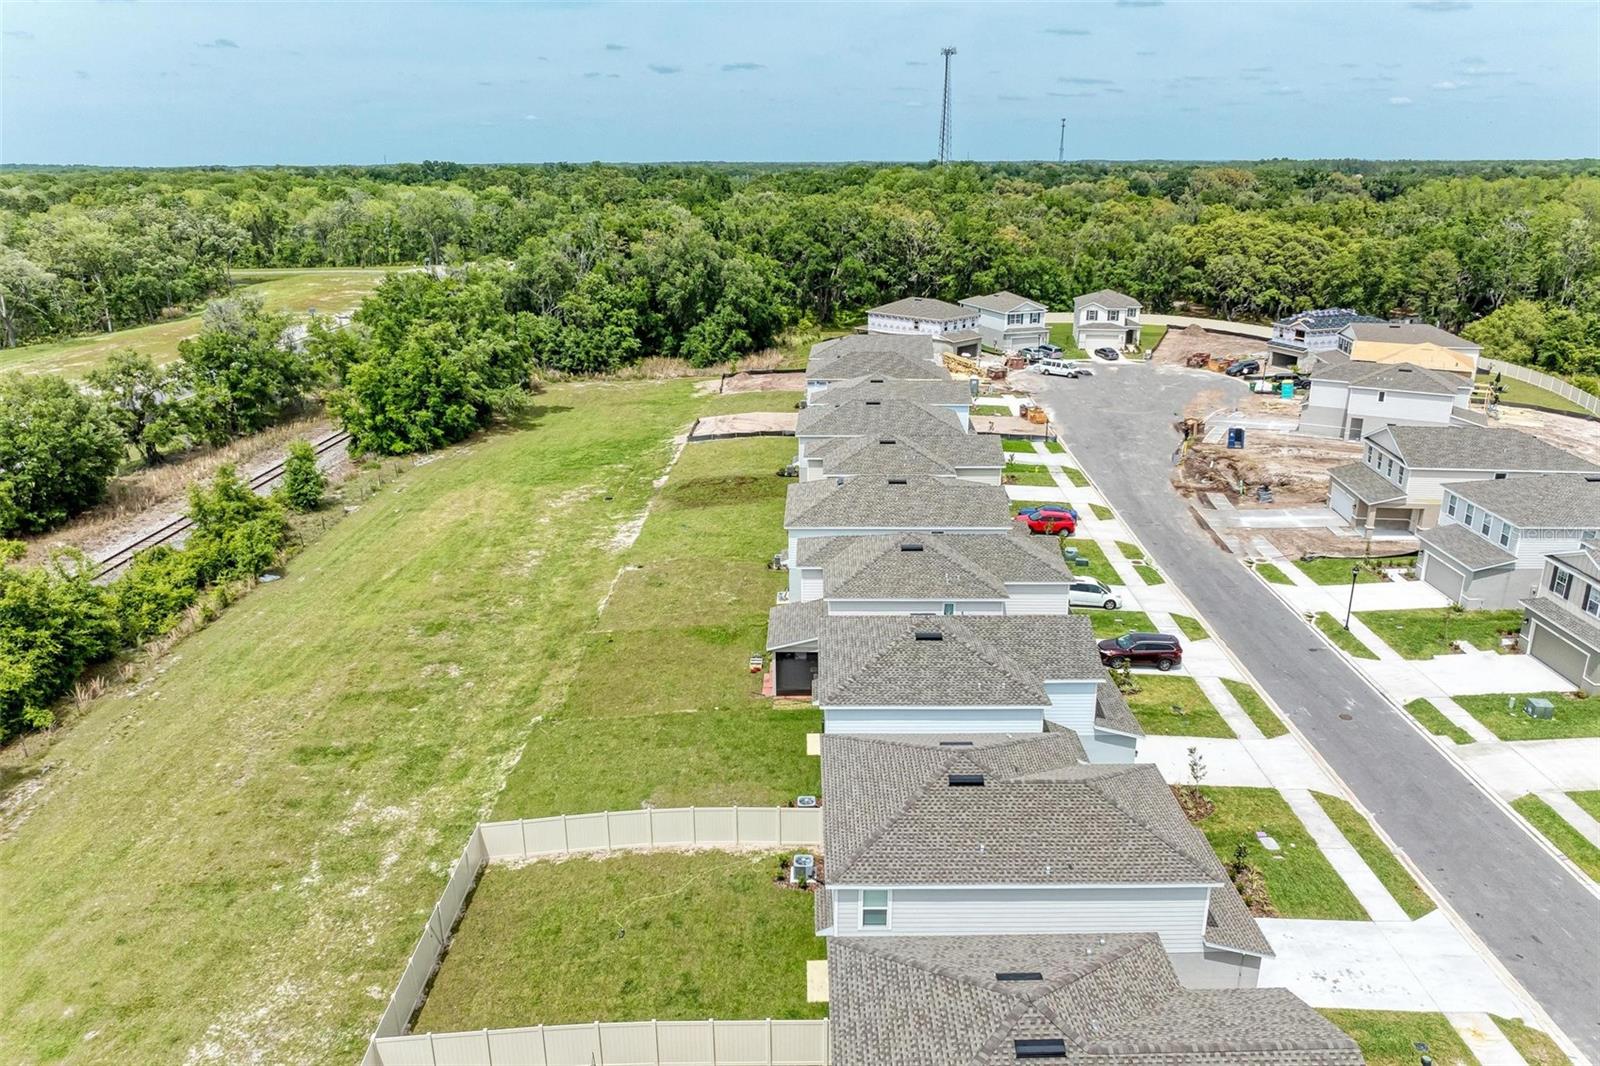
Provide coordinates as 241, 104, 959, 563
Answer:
361, 807, 825, 1066
369, 1018, 831, 1066
1482, 357, 1600, 416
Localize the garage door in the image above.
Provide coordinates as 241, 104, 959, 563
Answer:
775, 652, 817, 696
1329, 484, 1356, 523
1421, 552, 1466, 603
1528, 622, 1590, 688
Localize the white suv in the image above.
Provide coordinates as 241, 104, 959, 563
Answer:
1067, 579, 1122, 610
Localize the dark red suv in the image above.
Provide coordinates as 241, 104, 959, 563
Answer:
1097, 631, 1183, 671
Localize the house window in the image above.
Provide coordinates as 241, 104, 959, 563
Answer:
1446, 494, 1457, 518
1463, 503, 1474, 526
1499, 524, 1511, 548
1084, 309, 1099, 322
943, 603, 955, 616
861, 889, 889, 928
1029, 312, 1042, 323
1584, 585, 1600, 618
1108, 310, 1121, 322
1552, 568, 1572, 598
1377, 391, 1386, 402
1366, 444, 1374, 464
1007, 312, 1023, 325
1385, 458, 1394, 477
1480, 511, 1491, 536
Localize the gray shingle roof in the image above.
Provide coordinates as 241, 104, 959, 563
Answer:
1380, 425, 1597, 472
1550, 541, 1600, 584
796, 400, 968, 439
870, 296, 971, 320
1418, 523, 1516, 572
1094, 685, 1141, 738
1443, 474, 1600, 530
785, 476, 1012, 531
962, 291, 1044, 314
1326, 461, 1405, 505
805, 433, 1004, 478
941, 328, 983, 344
1523, 592, 1600, 654
828, 934, 1345, 1066
1311, 360, 1465, 395
815, 614, 1103, 708
820, 376, 972, 406
1346, 321, 1477, 349
804, 530, 1072, 600
1073, 290, 1140, 311
766, 599, 828, 651
807, 335, 941, 380
1275, 308, 1384, 334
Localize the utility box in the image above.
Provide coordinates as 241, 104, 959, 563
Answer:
1522, 697, 1555, 720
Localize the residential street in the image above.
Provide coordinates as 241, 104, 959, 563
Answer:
1033, 363, 1600, 1062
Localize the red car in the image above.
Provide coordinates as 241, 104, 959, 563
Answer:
1016, 506, 1076, 535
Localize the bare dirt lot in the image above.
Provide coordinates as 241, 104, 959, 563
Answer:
700, 370, 806, 395
1152, 323, 1270, 368
1496, 404, 1600, 464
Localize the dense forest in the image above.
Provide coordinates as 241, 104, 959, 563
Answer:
2, 159, 1599, 380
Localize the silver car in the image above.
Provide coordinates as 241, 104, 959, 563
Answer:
1068, 579, 1122, 610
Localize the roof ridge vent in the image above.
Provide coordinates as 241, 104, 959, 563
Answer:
887, 477, 908, 485
878, 438, 897, 445
913, 630, 943, 641
899, 542, 925, 551
996, 971, 1043, 982
865, 400, 882, 406
948, 772, 984, 786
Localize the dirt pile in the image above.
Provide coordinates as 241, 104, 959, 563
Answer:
1174, 443, 1331, 504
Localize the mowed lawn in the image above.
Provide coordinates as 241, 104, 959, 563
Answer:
0, 267, 391, 377
1198, 787, 1368, 921
493, 427, 820, 817
413, 851, 825, 1032
0, 380, 797, 1065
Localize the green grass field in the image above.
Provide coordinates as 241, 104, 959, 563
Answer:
1042, 439, 1067, 455
0, 268, 392, 378
1453, 691, 1600, 741
413, 852, 825, 1032
1088, 502, 1112, 521
1003, 462, 1058, 487
1062, 538, 1118, 586
1046, 324, 1091, 358
1085, 609, 1154, 640
1221, 677, 1288, 738
1571, 790, 1600, 821
1058, 466, 1090, 487
1115, 540, 1145, 561
1295, 557, 1383, 585
1001, 438, 1036, 453
1320, 1009, 1477, 1066
1491, 1015, 1575, 1065
1311, 793, 1435, 919
1511, 794, 1600, 881
1403, 697, 1476, 745
0, 380, 812, 1064
1123, 675, 1234, 738
1253, 561, 1293, 585
1170, 614, 1208, 641
1479, 371, 1593, 417
1134, 562, 1166, 586
1316, 612, 1378, 659
1199, 787, 1368, 921
1356, 608, 1523, 659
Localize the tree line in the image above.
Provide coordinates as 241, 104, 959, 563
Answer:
3, 160, 1598, 379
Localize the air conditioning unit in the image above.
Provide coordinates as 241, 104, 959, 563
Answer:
795, 795, 818, 808
790, 853, 816, 885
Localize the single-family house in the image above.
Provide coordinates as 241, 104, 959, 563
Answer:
817, 732, 1270, 986
784, 476, 1013, 583
815, 374, 974, 415
1320, 321, 1482, 377
1327, 424, 1597, 533
826, 933, 1358, 1066
1420, 475, 1600, 609
805, 335, 945, 401
1267, 308, 1385, 371
1071, 290, 1142, 353
794, 400, 969, 461
810, 614, 1141, 759
1520, 537, 1600, 693
1298, 361, 1477, 440
959, 291, 1049, 352
866, 297, 979, 338
798, 434, 1005, 485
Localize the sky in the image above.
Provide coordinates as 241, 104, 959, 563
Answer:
2, 0, 1597, 166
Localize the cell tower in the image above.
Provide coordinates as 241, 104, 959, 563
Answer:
938, 47, 957, 164
1058, 118, 1067, 163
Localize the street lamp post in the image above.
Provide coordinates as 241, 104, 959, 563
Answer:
1343, 566, 1359, 630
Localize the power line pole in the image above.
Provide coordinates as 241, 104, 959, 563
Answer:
1058, 118, 1066, 163
938, 46, 957, 164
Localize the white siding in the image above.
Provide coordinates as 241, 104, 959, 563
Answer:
953, 467, 1002, 485
1346, 386, 1456, 427
1041, 680, 1100, 732
831, 885, 1211, 951
798, 568, 825, 602
823, 707, 1043, 734
1003, 583, 1072, 615
1082, 730, 1138, 763
827, 599, 1006, 616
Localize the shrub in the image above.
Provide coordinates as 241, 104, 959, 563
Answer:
0, 542, 118, 739
113, 546, 205, 643
0, 374, 126, 534
184, 466, 289, 583
279, 439, 326, 512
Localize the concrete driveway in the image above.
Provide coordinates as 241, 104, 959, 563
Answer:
1030, 363, 1600, 1061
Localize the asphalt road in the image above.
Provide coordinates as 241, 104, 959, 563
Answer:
1035, 362, 1600, 1061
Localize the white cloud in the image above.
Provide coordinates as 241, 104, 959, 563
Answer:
1432, 80, 1462, 90
523, 114, 540, 121
1389, 95, 1413, 105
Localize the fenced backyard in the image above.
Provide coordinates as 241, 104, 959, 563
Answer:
1481, 357, 1600, 417
363, 807, 826, 1066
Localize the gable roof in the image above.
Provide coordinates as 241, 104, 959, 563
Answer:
1275, 308, 1384, 333
766, 599, 828, 651
820, 376, 972, 406
962, 291, 1046, 314
801, 530, 1072, 600
1311, 360, 1464, 396
785, 476, 1012, 531
814, 614, 1104, 708
1377, 425, 1598, 473
807, 335, 942, 380
828, 934, 1351, 1066
1345, 339, 1475, 375
796, 400, 968, 440
805, 434, 1004, 478
1345, 321, 1477, 350
1416, 523, 1516, 572
870, 296, 970, 320
1073, 289, 1140, 311
1443, 473, 1600, 529
1326, 461, 1405, 505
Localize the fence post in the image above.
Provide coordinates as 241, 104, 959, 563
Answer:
593, 1020, 602, 1064
766, 1017, 773, 1065
560, 813, 569, 853
648, 808, 655, 847
733, 805, 740, 846
483, 1027, 493, 1066
710, 1018, 718, 1066
426, 1031, 436, 1066
690, 806, 697, 847
604, 810, 612, 853
519, 818, 528, 860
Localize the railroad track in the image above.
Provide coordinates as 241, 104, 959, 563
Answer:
92, 429, 352, 580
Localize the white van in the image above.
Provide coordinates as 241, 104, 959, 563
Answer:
1036, 359, 1082, 378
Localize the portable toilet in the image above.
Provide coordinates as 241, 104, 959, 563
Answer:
1227, 427, 1245, 449
1280, 380, 1294, 399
